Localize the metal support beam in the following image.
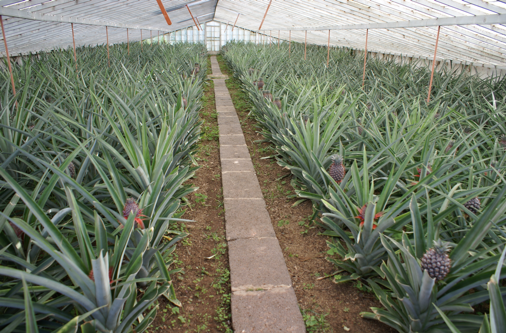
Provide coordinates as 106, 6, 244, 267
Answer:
362, 29, 368, 87
232, 13, 239, 31
327, 29, 330, 67
154, 0, 172, 26
427, 26, 441, 103
264, 14, 506, 31
71, 23, 77, 72
258, 0, 272, 31
186, 4, 200, 31
0, 7, 170, 32
0, 15, 15, 97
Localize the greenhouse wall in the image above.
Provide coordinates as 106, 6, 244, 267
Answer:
160, 20, 280, 52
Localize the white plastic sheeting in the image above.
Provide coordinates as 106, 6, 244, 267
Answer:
0, 0, 218, 56
0, 0, 505, 70
214, 0, 506, 70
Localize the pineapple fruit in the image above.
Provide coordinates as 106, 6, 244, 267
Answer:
257, 78, 265, 90
464, 197, 480, 214
274, 98, 282, 109
329, 155, 345, 184
122, 198, 146, 229
421, 239, 452, 281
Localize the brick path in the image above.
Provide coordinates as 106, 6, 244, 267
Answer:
210, 56, 305, 332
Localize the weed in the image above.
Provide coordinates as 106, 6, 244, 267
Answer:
301, 309, 331, 332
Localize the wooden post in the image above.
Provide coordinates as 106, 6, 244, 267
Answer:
362, 29, 368, 87
140, 29, 143, 51
258, 0, 273, 30
232, 13, 239, 31
71, 23, 78, 72
106, 26, 110, 67
327, 29, 330, 67
304, 30, 307, 60
150, 30, 152, 43
289, 30, 291, 57
186, 5, 200, 31
127, 28, 130, 55
278, 30, 280, 49
427, 26, 441, 104
0, 15, 16, 98
155, 0, 172, 26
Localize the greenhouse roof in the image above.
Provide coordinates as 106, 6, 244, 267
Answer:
1, 0, 506, 69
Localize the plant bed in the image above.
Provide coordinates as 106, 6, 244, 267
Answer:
217, 54, 395, 333
148, 57, 232, 333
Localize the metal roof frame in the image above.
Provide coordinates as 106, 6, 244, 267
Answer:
0, 0, 504, 69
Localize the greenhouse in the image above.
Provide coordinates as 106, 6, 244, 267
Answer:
0, 0, 505, 332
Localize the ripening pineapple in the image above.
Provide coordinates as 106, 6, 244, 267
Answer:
192, 63, 200, 75
257, 78, 265, 90
445, 141, 455, 154
248, 68, 255, 75
329, 155, 345, 184
122, 198, 145, 229
500, 135, 506, 149
357, 118, 363, 136
464, 197, 480, 214
421, 239, 452, 281
182, 97, 188, 108
68, 161, 76, 179
274, 98, 282, 109
89, 266, 114, 283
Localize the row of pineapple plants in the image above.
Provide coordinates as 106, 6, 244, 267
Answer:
221, 41, 506, 332
0, 42, 207, 332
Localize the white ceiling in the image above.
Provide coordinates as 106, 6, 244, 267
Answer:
1, 0, 505, 69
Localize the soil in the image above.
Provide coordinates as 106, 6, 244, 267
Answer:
148, 56, 232, 333
216, 54, 395, 333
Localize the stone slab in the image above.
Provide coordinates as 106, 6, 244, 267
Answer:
216, 101, 235, 108
228, 237, 292, 290
220, 145, 251, 160
219, 135, 246, 146
224, 198, 275, 240
218, 116, 241, 126
231, 287, 305, 333
216, 106, 237, 113
221, 159, 255, 173
222, 172, 263, 199
219, 122, 244, 135
217, 112, 237, 118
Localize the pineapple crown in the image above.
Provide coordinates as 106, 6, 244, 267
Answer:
432, 239, 451, 255
331, 154, 343, 165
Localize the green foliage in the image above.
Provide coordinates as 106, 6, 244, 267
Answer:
0, 42, 207, 332
222, 41, 506, 332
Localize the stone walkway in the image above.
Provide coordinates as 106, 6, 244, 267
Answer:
211, 56, 305, 332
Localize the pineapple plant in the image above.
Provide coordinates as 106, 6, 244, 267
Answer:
421, 239, 452, 281
328, 154, 345, 184
464, 197, 480, 214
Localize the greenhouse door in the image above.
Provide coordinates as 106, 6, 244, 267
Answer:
206, 22, 221, 51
